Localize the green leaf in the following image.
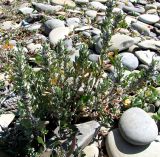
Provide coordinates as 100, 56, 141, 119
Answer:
37, 136, 45, 146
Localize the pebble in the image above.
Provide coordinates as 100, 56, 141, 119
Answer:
137, 40, 160, 51
89, 2, 107, 11
119, 107, 158, 145
43, 19, 65, 35
49, 27, 72, 45
51, 0, 76, 7
32, 2, 63, 13
138, 14, 160, 25
123, 6, 145, 14
118, 52, 139, 70
85, 10, 97, 18
75, 0, 89, 4
27, 43, 42, 53
106, 129, 160, 157
131, 21, 151, 36
66, 17, 80, 27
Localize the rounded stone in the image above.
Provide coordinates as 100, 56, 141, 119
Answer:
138, 14, 160, 24
118, 52, 139, 70
119, 107, 158, 145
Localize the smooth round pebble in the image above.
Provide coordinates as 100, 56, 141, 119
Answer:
119, 107, 158, 145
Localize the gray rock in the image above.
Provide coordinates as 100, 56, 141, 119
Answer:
137, 40, 160, 51
1, 21, 19, 30
131, 21, 151, 36
75, 121, 100, 150
85, 10, 97, 18
135, 50, 156, 66
25, 23, 42, 31
66, 17, 80, 28
123, 6, 145, 14
109, 34, 136, 52
49, 27, 72, 45
119, 107, 158, 145
89, 1, 107, 11
18, 7, 34, 15
138, 14, 160, 25
89, 54, 100, 62
51, 0, 76, 7
43, 19, 65, 35
106, 129, 160, 157
27, 43, 42, 52
118, 52, 139, 70
145, 4, 157, 11
32, 2, 63, 13
155, 23, 160, 29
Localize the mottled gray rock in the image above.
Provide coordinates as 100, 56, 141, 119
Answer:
49, 27, 72, 45
118, 52, 139, 70
25, 23, 42, 31
106, 129, 160, 157
145, 4, 157, 10
138, 14, 160, 25
32, 2, 63, 13
43, 19, 65, 35
137, 40, 160, 51
119, 107, 158, 145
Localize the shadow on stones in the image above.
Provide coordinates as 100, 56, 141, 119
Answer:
113, 129, 150, 155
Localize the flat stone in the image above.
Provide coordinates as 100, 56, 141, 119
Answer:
138, 14, 160, 25
0, 114, 15, 129
1, 21, 20, 30
106, 129, 160, 157
43, 19, 65, 35
119, 107, 158, 145
137, 40, 160, 51
49, 27, 72, 45
75, 121, 100, 150
18, 7, 33, 15
25, 23, 42, 31
51, 0, 76, 7
82, 144, 99, 157
109, 34, 136, 52
135, 50, 156, 66
123, 6, 145, 14
118, 52, 139, 70
32, 2, 63, 13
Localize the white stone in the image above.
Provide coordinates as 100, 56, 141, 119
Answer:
89, 2, 107, 11
0, 114, 15, 128
49, 27, 72, 45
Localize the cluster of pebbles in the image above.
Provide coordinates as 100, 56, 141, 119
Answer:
0, 0, 160, 156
